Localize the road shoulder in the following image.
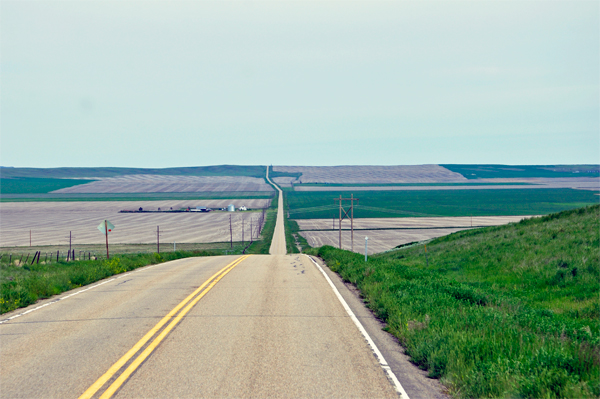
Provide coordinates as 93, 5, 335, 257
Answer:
308, 255, 449, 399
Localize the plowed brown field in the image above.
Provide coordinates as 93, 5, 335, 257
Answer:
297, 215, 535, 254
300, 229, 468, 255
0, 200, 269, 247
52, 175, 274, 194
273, 165, 466, 183
295, 216, 533, 230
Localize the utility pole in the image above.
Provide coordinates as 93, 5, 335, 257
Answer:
242, 217, 244, 244
250, 218, 253, 242
229, 215, 233, 249
338, 195, 342, 249
157, 226, 160, 254
30, 230, 32, 247
334, 194, 359, 251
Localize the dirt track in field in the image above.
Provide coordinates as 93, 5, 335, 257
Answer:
52, 175, 274, 194
273, 165, 466, 184
0, 200, 269, 247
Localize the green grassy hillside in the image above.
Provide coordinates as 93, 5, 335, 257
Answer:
315, 205, 599, 398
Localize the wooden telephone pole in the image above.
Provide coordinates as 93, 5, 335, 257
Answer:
156, 226, 160, 254
229, 215, 233, 249
334, 194, 359, 251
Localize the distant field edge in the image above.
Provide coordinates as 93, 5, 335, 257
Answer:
442, 164, 600, 179
0, 192, 274, 202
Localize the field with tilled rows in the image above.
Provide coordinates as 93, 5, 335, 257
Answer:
297, 216, 533, 254
300, 228, 470, 254
273, 165, 466, 184
52, 175, 274, 193
0, 200, 270, 247
295, 215, 532, 230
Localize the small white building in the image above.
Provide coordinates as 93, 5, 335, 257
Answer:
238, 206, 247, 211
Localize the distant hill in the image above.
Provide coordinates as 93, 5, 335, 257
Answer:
0, 165, 267, 179
442, 164, 600, 179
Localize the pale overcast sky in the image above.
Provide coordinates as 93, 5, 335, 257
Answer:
1, 1, 598, 168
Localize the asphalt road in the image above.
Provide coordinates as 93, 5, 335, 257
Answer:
0, 172, 446, 398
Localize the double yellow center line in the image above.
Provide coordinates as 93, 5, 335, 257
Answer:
79, 255, 250, 399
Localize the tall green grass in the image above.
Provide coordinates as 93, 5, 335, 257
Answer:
317, 205, 599, 398
245, 191, 278, 254
0, 250, 221, 314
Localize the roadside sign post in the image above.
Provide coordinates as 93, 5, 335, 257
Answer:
105, 221, 109, 259
97, 220, 115, 260
365, 236, 368, 262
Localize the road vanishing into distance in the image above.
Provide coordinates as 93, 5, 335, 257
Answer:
0, 171, 445, 398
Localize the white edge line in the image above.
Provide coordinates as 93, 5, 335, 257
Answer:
0, 259, 175, 324
307, 255, 410, 399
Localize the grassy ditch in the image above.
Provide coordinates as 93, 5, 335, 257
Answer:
0, 250, 226, 315
282, 192, 309, 253
316, 205, 599, 398
245, 191, 278, 254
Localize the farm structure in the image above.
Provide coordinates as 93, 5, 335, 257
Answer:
51, 175, 275, 194
0, 200, 270, 247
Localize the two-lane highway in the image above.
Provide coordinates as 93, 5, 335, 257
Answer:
0, 169, 445, 398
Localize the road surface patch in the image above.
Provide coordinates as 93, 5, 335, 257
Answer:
307, 255, 410, 398
79, 255, 249, 399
